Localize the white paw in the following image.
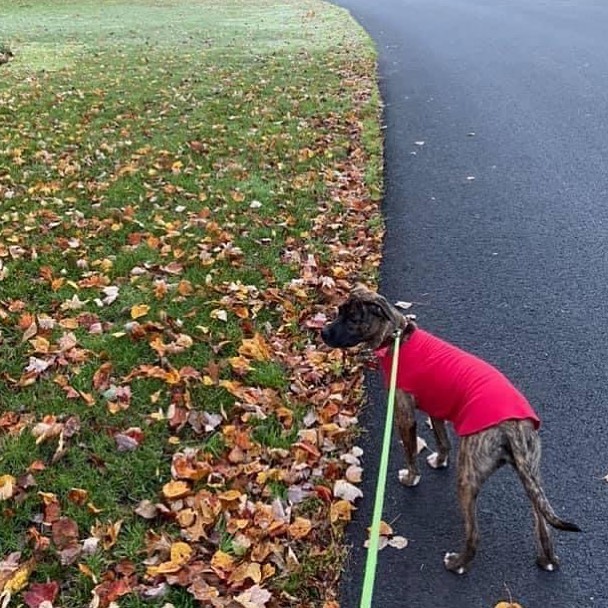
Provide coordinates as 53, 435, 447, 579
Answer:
545, 563, 555, 572
398, 469, 421, 486
443, 552, 465, 575
426, 452, 448, 469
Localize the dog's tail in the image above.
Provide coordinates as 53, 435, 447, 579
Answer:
510, 442, 581, 533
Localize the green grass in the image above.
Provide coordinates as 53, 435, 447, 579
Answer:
0, 0, 382, 606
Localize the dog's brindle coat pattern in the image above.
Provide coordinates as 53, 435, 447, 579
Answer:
321, 286, 580, 574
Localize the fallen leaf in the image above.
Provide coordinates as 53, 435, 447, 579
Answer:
114, 427, 144, 451
238, 333, 272, 361
134, 500, 159, 519
51, 517, 79, 549
234, 584, 272, 608
67, 488, 89, 506
91, 519, 122, 550
169, 542, 192, 565
210, 308, 228, 322
130, 304, 150, 319
210, 550, 235, 573
229, 561, 262, 585
0, 475, 16, 501
333, 479, 363, 503
162, 480, 191, 500
24, 581, 60, 608
387, 536, 409, 549
4, 564, 34, 595
330, 500, 354, 524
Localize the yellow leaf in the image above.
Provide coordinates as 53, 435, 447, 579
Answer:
330, 499, 354, 524
29, 336, 51, 353
177, 280, 194, 296
229, 561, 262, 585
130, 304, 150, 319
0, 475, 16, 501
378, 520, 393, 536
288, 517, 313, 539
228, 356, 253, 374
261, 562, 275, 580
211, 550, 235, 572
162, 480, 191, 500
146, 561, 181, 576
67, 488, 89, 505
4, 560, 34, 593
494, 603, 523, 608
78, 562, 97, 582
218, 489, 242, 502
51, 277, 66, 291
87, 502, 103, 514
59, 317, 79, 329
238, 333, 271, 361
91, 519, 123, 550
170, 542, 193, 566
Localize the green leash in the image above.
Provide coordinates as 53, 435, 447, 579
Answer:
360, 328, 402, 608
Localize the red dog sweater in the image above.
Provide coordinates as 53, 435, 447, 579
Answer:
375, 329, 540, 436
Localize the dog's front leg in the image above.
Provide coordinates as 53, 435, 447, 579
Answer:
427, 417, 450, 469
394, 390, 420, 486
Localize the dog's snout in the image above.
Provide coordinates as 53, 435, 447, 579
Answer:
320, 326, 331, 342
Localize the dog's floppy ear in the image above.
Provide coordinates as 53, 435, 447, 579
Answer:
369, 295, 395, 321
352, 283, 372, 297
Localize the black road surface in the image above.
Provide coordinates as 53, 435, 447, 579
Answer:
331, 1, 608, 607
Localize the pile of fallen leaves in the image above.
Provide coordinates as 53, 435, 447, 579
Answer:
0, 0, 383, 606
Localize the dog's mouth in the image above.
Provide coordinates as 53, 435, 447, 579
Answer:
320, 326, 363, 349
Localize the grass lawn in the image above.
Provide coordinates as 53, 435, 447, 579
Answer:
0, 1, 382, 606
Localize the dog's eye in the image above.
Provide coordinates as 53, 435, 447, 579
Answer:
369, 304, 385, 318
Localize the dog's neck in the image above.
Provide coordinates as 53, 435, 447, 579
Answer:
374, 305, 417, 351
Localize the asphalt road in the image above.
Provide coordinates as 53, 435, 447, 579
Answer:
331, 1, 608, 606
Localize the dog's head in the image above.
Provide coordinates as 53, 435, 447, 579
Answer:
321, 285, 405, 350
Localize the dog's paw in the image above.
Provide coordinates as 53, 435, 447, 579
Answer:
426, 452, 449, 469
443, 552, 468, 575
398, 468, 421, 487
537, 556, 560, 572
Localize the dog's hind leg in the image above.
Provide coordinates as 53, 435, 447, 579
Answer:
508, 423, 564, 571
427, 417, 450, 469
394, 390, 421, 486
444, 430, 502, 574
532, 503, 558, 571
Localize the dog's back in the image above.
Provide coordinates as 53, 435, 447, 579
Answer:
376, 328, 540, 436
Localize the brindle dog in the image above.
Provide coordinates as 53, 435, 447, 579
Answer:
321, 285, 580, 574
